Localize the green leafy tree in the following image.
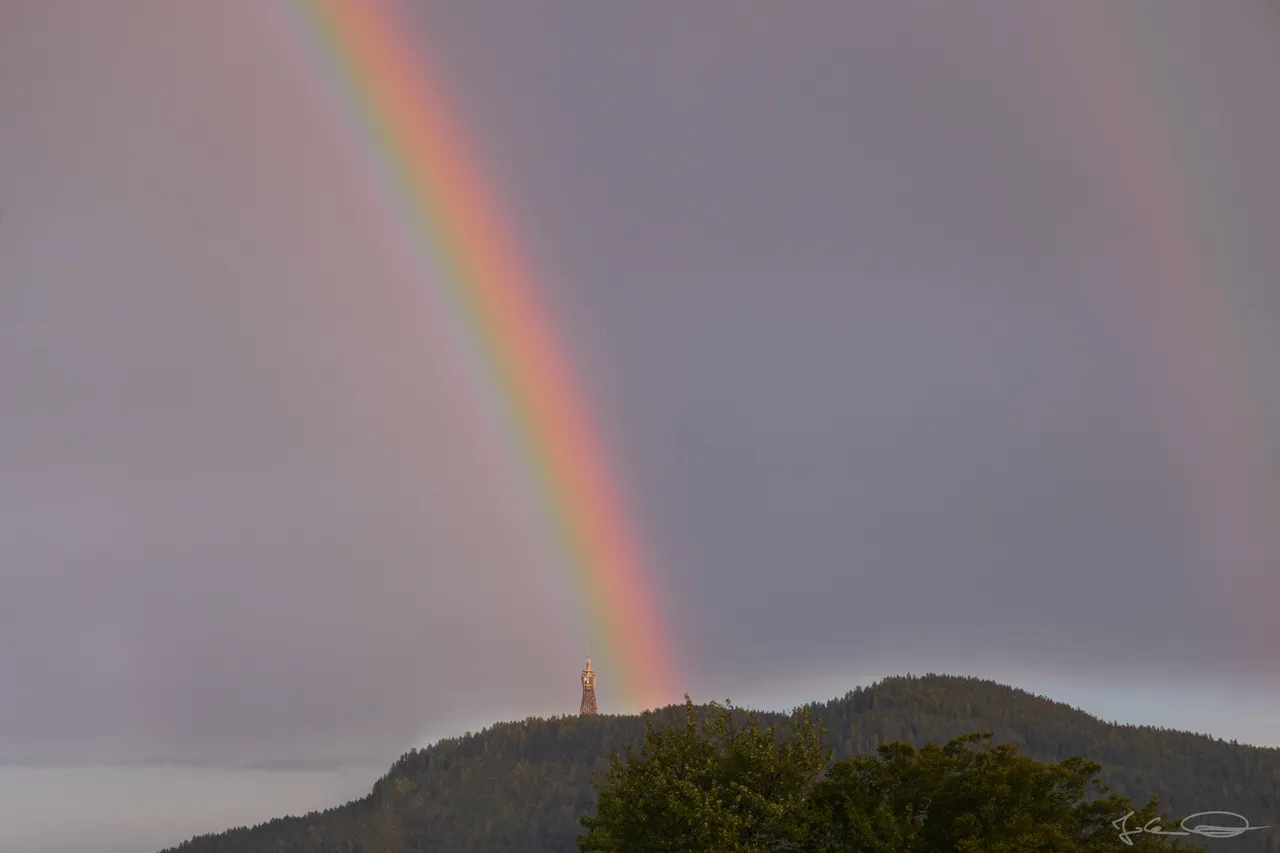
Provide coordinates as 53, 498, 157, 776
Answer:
578, 696, 828, 853
806, 732, 1208, 853
581, 708, 1210, 853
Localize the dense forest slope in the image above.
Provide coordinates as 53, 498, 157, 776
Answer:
160, 674, 1280, 853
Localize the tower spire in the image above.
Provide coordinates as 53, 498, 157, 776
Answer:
579, 647, 598, 716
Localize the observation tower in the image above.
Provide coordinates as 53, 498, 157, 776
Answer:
579, 651, 598, 715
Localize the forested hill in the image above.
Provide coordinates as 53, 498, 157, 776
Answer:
160, 674, 1280, 853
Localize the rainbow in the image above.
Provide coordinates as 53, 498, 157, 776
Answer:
1039, 4, 1275, 647
266, 0, 680, 709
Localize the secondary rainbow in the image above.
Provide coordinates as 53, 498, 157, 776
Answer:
1039, 3, 1276, 646
268, 0, 680, 708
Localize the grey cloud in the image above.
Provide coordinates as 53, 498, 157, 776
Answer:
1, 0, 1277, 786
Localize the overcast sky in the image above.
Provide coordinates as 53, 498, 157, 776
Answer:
2, 1, 1278, 851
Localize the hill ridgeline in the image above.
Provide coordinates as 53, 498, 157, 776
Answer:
159, 673, 1280, 853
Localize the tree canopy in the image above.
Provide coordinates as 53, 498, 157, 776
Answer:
580, 698, 827, 852
580, 697, 1208, 853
